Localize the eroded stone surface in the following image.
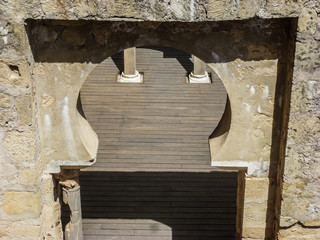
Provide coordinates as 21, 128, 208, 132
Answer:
1, 191, 40, 215
0, 93, 10, 108
14, 94, 32, 126
279, 224, 320, 240
0, 61, 31, 87
0, 1, 319, 239
279, 3, 320, 232
3, 130, 35, 166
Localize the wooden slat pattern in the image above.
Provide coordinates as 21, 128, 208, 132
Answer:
80, 171, 237, 240
79, 46, 236, 240
80, 46, 227, 172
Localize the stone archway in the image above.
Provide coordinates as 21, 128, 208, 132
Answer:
25, 17, 296, 239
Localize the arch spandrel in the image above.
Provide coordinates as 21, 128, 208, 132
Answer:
33, 62, 99, 172
209, 59, 278, 176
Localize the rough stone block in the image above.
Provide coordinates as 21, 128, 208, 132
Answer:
0, 93, 11, 108
242, 178, 271, 238
19, 168, 37, 186
244, 177, 269, 202
0, 109, 13, 126
1, 191, 40, 214
0, 61, 31, 87
14, 94, 32, 126
278, 224, 320, 240
3, 130, 35, 165
298, 8, 317, 34
243, 201, 268, 231
242, 227, 269, 240
11, 226, 40, 239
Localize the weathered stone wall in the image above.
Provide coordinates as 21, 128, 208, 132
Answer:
0, 16, 41, 239
279, 6, 320, 235
26, 18, 291, 239
0, 1, 319, 240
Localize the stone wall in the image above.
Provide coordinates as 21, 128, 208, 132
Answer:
0, 1, 319, 239
0, 18, 41, 239
279, 6, 320, 235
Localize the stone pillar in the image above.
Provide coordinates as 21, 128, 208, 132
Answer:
124, 47, 136, 75
241, 177, 273, 239
189, 56, 211, 83
236, 170, 246, 239
58, 169, 83, 240
119, 47, 142, 83
63, 186, 83, 240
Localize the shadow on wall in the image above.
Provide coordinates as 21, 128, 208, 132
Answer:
24, 18, 290, 64
78, 171, 238, 240
111, 46, 193, 73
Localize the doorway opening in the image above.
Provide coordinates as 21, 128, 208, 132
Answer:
78, 46, 237, 239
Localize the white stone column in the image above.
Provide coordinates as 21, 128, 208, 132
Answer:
119, 47, 142, 83
189, 56, 211, 83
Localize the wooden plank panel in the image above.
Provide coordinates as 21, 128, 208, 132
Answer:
80, 171, 237, 240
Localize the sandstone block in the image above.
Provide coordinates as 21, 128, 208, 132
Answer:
1, 191, 40, 214
242, 227, 269, 240
0, 93, 10, 108
242, 178, 271, 238
279, 224, 320, 240
0, 62, 20, 85
244, 177, 269, 201
3, 131, 35, 164
19, 168, 37, 186
11, 226, 40, 239
303, 219, 320, 227
298, 8, 317, 34
0, 162, 17, 178
206, 0, 226, 19
0, 228, 9, 237
14, 94, 32, 126
243, 202, 268, 228
0, 61, 31, 87
0, 109, 13, 126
